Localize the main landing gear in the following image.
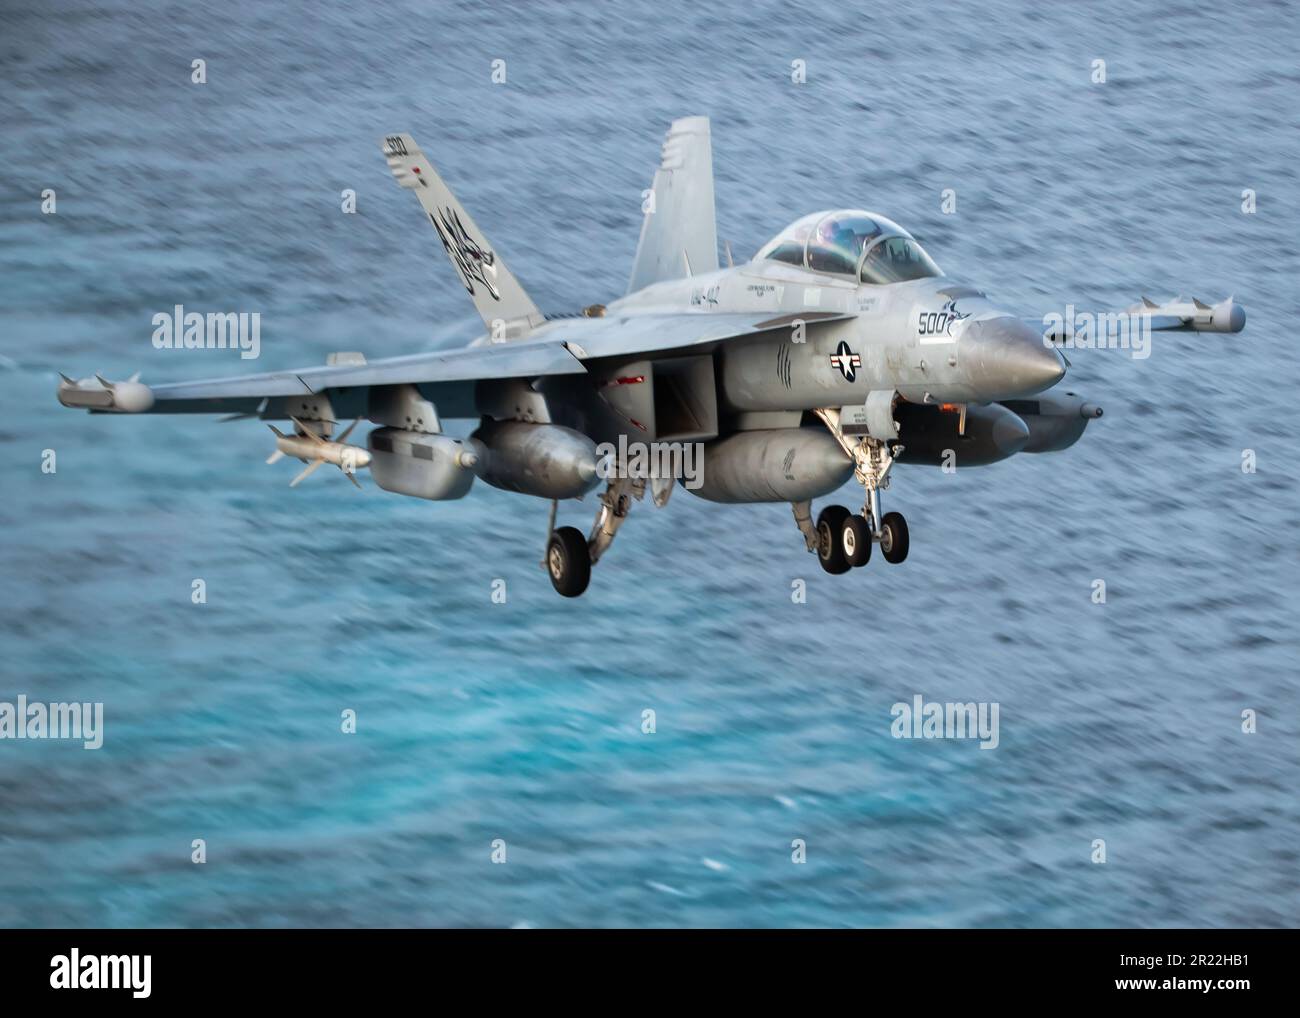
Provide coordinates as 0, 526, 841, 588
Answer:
802, 406, 911, 576
546, 524, 591, 597
543, 474, 643, 597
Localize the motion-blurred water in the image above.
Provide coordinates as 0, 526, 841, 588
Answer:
1, 0, 1297, 927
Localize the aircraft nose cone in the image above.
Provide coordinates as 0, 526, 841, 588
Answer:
966, 316, 1065, 399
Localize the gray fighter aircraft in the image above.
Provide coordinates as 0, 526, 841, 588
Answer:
58, 117, 1246, 596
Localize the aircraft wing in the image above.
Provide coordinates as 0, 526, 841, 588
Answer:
58, 339, 587, 418
57, 310, 852, 418
547, 309, 853, 360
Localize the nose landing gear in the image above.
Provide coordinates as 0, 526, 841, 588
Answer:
841, 512, 873, 567
808, 502, 910, 574
805, 405, 911, 575
878, 510, 909, 564
815, 503, 852, 574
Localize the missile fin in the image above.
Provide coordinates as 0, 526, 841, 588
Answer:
290, 459, 325, 487
266, 449, 285, 465
335, 419, 360, 443
1192, 297, 1212, 311
1141, 296, 1159, 309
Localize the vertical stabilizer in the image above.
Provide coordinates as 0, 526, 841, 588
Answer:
382, 133, 543, 333
627, 117, 718, 295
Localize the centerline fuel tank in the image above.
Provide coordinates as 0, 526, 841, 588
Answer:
686, 427, 853, 503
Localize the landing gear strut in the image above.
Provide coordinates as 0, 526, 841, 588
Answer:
804, 406, 911, 574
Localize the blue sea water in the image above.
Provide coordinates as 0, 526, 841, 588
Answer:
1, 0, 1298, 927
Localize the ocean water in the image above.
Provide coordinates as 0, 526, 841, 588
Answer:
1, 0, 1297, 927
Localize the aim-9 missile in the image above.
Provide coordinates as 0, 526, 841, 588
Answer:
1128, 295, 1246, 333
268, 417, 372, 488
57, 372, 155, 412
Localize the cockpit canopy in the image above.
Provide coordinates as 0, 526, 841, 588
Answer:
754, 209, 942, 284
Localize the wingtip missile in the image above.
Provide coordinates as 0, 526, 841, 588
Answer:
1128, 295, 1246, 333
56, 372, 154, 412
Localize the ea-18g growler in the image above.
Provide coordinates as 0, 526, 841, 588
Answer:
59, 117, 1245, 596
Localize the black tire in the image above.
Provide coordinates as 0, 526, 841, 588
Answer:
880, 511, 909, 564
816, 504, 851, 575
547, 526, 592, 597
841, 514, 872, 567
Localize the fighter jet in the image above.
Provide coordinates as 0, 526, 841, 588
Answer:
58, 117, 1246, 596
